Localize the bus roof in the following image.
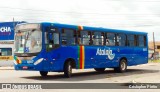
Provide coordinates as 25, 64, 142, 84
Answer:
43, 22, 148, 35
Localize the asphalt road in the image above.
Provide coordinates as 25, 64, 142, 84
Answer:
0, 63, 160, 92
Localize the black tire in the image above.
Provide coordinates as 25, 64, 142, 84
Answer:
40, 71, 48, 77
114, 59, 127, 73
64, 61, 72, 78
94, 68, 105, 72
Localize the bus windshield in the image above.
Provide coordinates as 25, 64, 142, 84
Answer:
14, 29, 42, 53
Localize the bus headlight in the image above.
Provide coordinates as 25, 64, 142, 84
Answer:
34, 58, 43, 65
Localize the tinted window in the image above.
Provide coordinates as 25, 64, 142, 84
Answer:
62, 29, 76, 45
106, 33, 115, 46
0, 48, 12, 56
138, 35, 146, 47
45, 28, 60, 51
92, 32, 104, 45
78, 31, 91, 45
127, 34, 135, 46
117, 34, 127, 46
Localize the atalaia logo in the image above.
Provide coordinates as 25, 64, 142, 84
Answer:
96, 48, 115, 60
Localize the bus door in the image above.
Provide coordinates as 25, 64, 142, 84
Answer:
45, 28, 60, 51
45, 28, 60, 68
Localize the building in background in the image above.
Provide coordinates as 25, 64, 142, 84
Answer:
0, 21, 25, 66
148, 41, 160, 60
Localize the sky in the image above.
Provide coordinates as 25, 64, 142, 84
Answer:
0, 0, 160, 41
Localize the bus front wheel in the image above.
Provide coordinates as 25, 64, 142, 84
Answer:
64, 61, 72, 78
94, 68, 105, 72
114, 59, 127, 73
40, 71, 48, 77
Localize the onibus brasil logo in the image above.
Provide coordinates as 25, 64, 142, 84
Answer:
96, 48, 115, 60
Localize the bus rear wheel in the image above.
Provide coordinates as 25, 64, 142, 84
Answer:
64, 61, 72, 78
114, 59, 127, 73
40, 71, 48, 77
94, 68, 105, 72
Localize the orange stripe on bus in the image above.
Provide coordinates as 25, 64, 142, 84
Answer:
78, 26, 83, 31
79, 46, 85, 69
82, 46, 85, 69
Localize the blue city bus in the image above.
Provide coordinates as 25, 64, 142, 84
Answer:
14, 23, 148, 77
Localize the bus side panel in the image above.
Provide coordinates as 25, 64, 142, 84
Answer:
104, 46, 136, 68
43, 44, 148, 71
82, 46, 93, 69
86, 46, 119, 68
46, 46, 78, 71
93, 46, 118, 68
117, 47, 136, 66
133, 47, 148, 65
85, 46, 105, 68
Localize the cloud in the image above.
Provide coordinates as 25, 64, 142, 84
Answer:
0, 0, 160, 41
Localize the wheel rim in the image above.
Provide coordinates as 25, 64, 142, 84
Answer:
68, 64, 72, 75
121, 61, 126, 71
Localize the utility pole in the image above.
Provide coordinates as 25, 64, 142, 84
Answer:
13, 17, 15, 29
12, 17, 15, 44
153, 32, 156, 59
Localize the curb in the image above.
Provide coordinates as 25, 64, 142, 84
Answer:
0, 66, 14, 70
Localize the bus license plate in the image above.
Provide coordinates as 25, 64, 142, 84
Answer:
22, 66, 28, 69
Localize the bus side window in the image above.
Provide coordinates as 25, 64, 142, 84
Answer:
48, 32, 59, 47
106, 33, 116, 46
127, 34, 135, 46
92, 32, 104, 45
78, 31, 91, 45
49, 33, 54, 44
134, 35, 138, 46
62, 29, 76, 45
45, 28, 60, 51
117, 34, 127, 46
138, 35, 146, 47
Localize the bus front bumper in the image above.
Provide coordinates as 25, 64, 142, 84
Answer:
14, 64, 41, 71
14, 58, 45, 71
